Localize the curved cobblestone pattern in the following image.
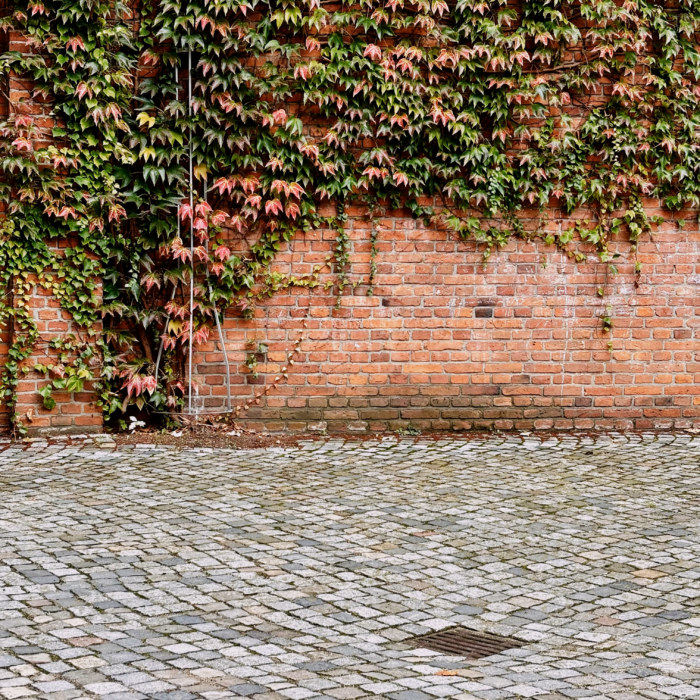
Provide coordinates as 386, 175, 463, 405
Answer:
1, 434, 700, 699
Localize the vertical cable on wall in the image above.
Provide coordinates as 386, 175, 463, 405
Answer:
160, 54, 231, 415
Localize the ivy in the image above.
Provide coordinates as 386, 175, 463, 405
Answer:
0, 0, 699, 430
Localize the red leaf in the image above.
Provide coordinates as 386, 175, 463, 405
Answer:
124, 375, 144, 397
108, 204, 126, 223
271, 180, 291, 197
195, 201, 212, 216
364, 44, 382, 61
288, 182, 305, 199
56, 206, 77, 219
265, 199, 283, 216
193, 326, 210, 344
294, 64, 311, 80
172, 245, 192, 264
215, 245, 231, 261
11, 138, 32, 152
241, 176, 259, 194
66, 36, 85, 52
272, 109, 287, 124
165, 300, 187, 319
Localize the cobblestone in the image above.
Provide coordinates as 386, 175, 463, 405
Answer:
1, 433, 700, 699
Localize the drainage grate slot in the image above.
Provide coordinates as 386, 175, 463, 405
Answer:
408, 626, 524, 659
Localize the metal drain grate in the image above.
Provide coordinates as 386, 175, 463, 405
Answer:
408, 626, 524, 659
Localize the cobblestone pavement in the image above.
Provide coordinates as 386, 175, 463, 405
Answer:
2, 433, 700, 700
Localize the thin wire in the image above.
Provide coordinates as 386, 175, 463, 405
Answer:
154, 65, 180, 380
187, 48, 194, 414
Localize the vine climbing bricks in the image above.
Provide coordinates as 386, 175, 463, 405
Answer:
190, 208, 700, 434
3, 273, 104, 434
0, 30, 102, 433
3, 0, 700, 435
4, 206, 700, 434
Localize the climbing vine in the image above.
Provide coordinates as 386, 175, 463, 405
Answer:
0, 0, 699, 430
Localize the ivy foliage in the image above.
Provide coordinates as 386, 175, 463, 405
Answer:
0, 0, 699, 427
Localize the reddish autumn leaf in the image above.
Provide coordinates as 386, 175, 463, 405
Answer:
211, 211, 228, 226
66, 36, 85, 52
271, 109, 287, 124
124, 375, 144, 396
214, 245, 231, 261
108, 204, 126, 222
193, 326, 210, 344
265, 199, 283, 216
172, 245, 192, 264
11, 138, 32, 151
364, 44, 382, 61
195, 201, 212, 216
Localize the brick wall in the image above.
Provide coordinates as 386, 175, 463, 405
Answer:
4, 202, 700, 434
2, 32, 699, 435
0, 30, 102, 434
10, 269, 103, 434
189, 205, 700, 433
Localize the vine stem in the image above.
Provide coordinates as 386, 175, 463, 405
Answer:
233, 312, 310, 421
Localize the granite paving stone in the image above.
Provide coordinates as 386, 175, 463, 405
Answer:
1, 433, 700, 699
